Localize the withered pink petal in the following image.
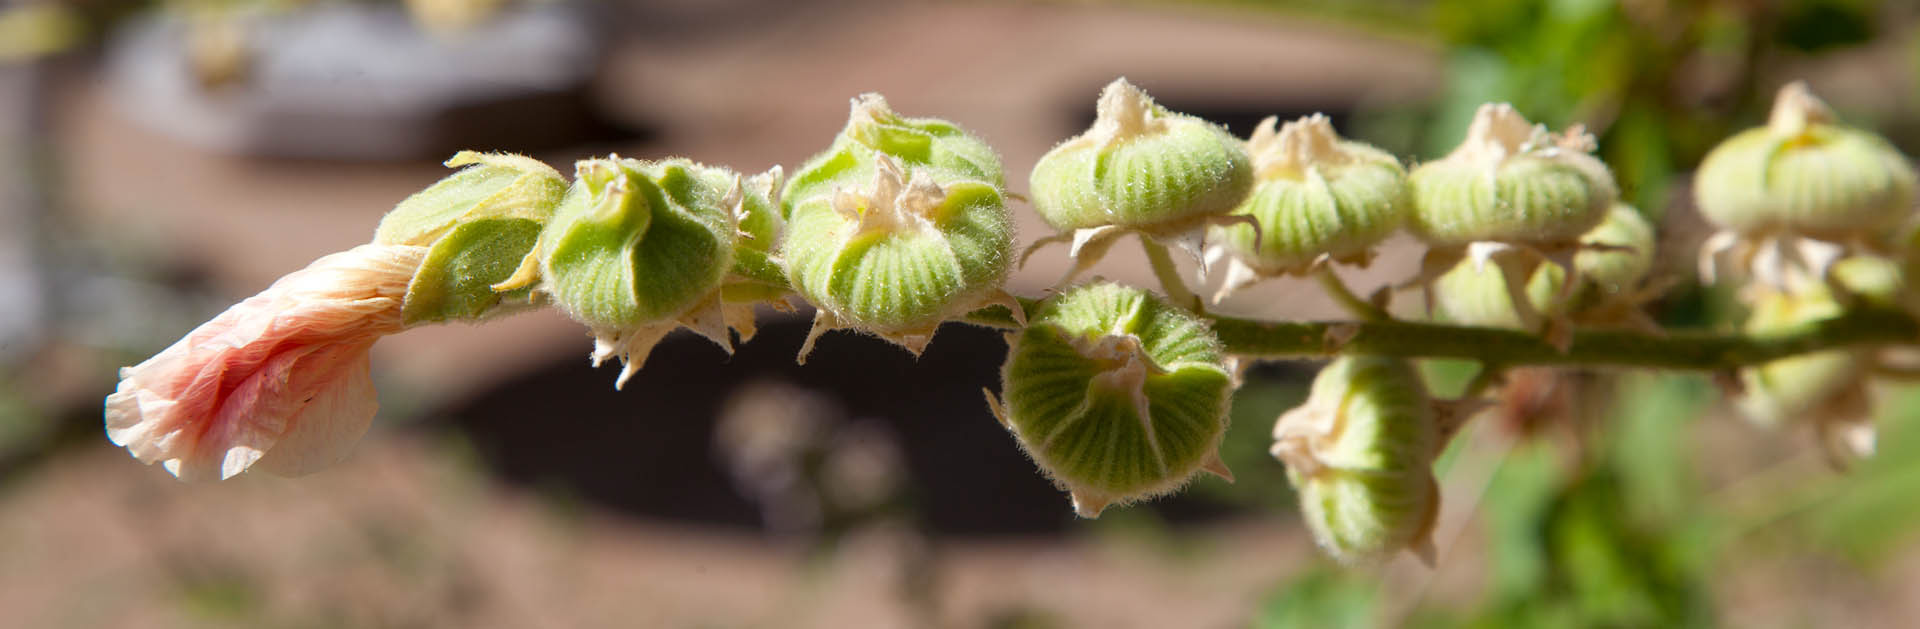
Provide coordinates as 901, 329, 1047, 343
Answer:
105, 244, 426, 480
256, 343, 380, 477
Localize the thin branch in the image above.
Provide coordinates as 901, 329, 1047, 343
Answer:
1140, 239, 1203, 313
1312, 264, 1391, 322
965, 299, 1919, 371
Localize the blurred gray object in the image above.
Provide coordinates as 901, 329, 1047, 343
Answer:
0, 66, 48, 367
105, 3, 606, 160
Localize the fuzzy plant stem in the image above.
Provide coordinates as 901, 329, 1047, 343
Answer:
1311, 264, 1391, 322
1140, 239, 1203, 313
965, 300, 1919, 371
733, 262, 1917, 371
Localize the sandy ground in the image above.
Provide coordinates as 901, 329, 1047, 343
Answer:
0, 435, 1330, 629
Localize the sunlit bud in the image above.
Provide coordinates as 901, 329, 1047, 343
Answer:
1695, 82, 1916, 239
783, 155, 1016, 361
718, 166, 790, 342
1737, 287, 1865, 426
989, 283, 1235, 518
1206, 114, 1408, 299
784, 93, 1004, 220
1408, 103, 1616, 247
1026, 78, 1253, 279
532, 156, 744, 388
1434, 203, 1655, 328
1272, 355, 1442, 565
1696, 83, 1919, 293
1733, 286, 1878, 466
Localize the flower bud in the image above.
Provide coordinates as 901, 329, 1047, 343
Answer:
372, 152, 568, 325
718, 166, 790, 341
783, 155, 1016, 361
1434, 203, 1655, 328
534, 156, 745, 388
1737, 285, 1880, 465
1207, 114, 1408, 296
1026, 78, 1253, 275
1737, 287, 1864, 426
1272, 355, 1441, 564
988, 283, 1235, 517
1409, 104, 1616, 247
784, 93, 1004, 220
1695, 82, 1916, 239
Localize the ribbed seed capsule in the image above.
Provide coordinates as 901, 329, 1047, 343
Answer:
1408, 104, 1616, 247
1026, 78, 1253, 278
1434, 203, 1656, 329
784, 93, 1004, 220
1406, 104, 1619, 347
989, 283, 1235, 518
719, 166, 789, 342
1696, 82, 1916, 239
1736, 286, 1876, 464
1205, 114, 1408, 301
1272, 355, 1441, 565
783, 155, 1016, 361
531, 156, 744, 388
372, 151, 567, 325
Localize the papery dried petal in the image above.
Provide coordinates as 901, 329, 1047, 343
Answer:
104, 244, 426, 480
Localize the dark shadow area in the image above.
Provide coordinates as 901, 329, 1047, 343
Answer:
429, 313, 1247, 538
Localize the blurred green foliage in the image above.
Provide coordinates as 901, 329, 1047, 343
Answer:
1256, 367, 1920, 627
1419, 0, 1880, 216
1234, 2, 1920, 623
1214, 0, 1909, 216
1808, 386, 1920, 567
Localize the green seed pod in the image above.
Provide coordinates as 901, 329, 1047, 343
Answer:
784, 93, 1004, 220
783, 155, 1016, 361
1408, 103, 1616, 247
1434, 203, 1655, 328
1207, 114, 1408, 298
1737, 287, 1865, 429
1031, 78, 1252, 233
718, 166, 790, 342
371, 152, 567, 325
1695, 82, 1917, 239
1736, 284, 1880, 465
1025, 79, 1253, 278
1213, 115, 1407, 270
1272, 355, 1441, 565
989, 282, 1235, 518
533, 156, 744, 387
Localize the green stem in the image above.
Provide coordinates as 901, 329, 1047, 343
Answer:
1311, 264, 1390, 322
745, 258, 1919, 372
965, 301, 1919, 371
1141, 239, 1203, 313
1208, 306, 1917, 369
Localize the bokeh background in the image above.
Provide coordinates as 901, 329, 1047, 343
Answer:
6, 0, 1920, 627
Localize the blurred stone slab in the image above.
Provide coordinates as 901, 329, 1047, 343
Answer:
104, 4, 604, 160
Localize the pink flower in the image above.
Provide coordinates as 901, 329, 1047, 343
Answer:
105, 244, 428, 480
